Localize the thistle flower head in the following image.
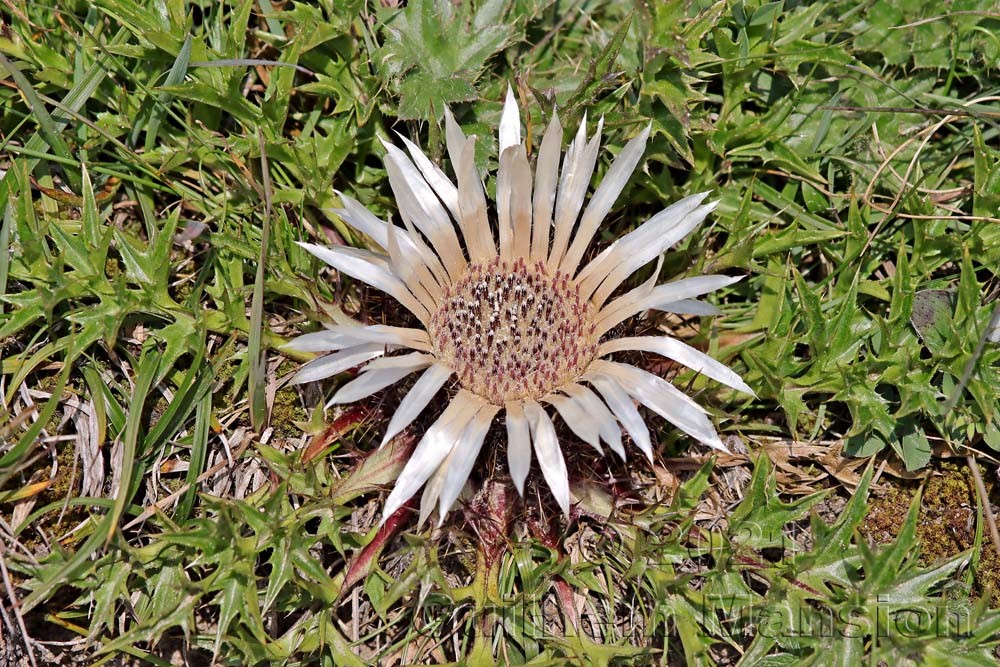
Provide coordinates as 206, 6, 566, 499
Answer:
429, 256, 598, 404
287, 86, 753, 525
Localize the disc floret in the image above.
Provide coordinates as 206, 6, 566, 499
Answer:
429, 256, 598, 404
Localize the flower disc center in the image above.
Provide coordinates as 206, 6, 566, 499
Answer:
429, 257, 598, 404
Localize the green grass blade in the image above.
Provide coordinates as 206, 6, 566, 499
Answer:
0, 203, 10, 315
138, 34, 193, 153
175, 388, 212, 521
248, 130, 272, 431
144, 341, 211, 448
105, 345, 160, 544
0, 52, 75, 182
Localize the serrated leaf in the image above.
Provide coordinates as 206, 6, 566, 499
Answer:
263, 537, 294, 612
398, 71, 477, 119
792, 465, 873, 595
113, 229, 153, 283
213, 571, 245, 657
49, 221, 99, 277
376, 0, 519, 120
877, 550, 971, 605
897, 419, 932, 472
728, 456, 828, 549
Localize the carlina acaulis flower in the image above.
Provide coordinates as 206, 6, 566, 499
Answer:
286, 86, 754, 525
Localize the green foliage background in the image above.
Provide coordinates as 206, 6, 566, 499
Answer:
0, 0, 998, 664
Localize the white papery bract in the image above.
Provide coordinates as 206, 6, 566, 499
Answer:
287, 86, 753, 525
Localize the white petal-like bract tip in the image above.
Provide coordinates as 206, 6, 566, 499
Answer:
437, 404, 499, 519
499, 83, 521, 152
599, 336, 755, 397
524, 401, 570, 516
288, 344, 385, 385
505, 402, 532, 495
379, 392, 483, 525
379, 363, 454, 448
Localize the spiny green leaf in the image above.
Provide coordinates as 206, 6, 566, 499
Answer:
728, 455, 828, 549
376, 0, 520, 120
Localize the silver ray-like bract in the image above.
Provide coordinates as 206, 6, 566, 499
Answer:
288, 88, 752, 525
